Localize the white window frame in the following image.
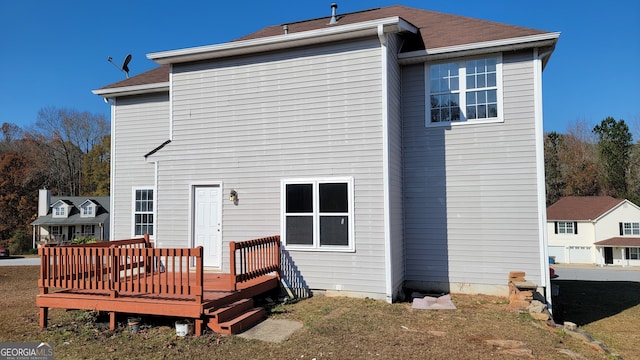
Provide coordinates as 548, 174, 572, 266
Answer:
80, 202, 95, 217
557, 221, 574, 234
281, 177, 355, 252
50, 226, 62, 236
81, 225, 96, 237
629, 247, 640, 260
132, 187, 155, 238
52, 205, 66, 218
425, 54, 503, 127
622, 222, 640, 236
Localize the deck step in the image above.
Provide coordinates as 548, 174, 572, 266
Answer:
218, 307, 266, 335
205, 298, 254, 319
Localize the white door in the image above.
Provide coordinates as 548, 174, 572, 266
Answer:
193, 186, 222, 268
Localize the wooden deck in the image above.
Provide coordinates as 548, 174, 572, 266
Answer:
37, 235, 281, 336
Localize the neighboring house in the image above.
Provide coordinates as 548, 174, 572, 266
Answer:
547, 196, 640, 266
31, 189, 110, 245
93, 5, 559, 302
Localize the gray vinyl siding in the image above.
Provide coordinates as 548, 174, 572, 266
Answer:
112, 93, 169, 240
149, 38, 388, 296
402, 50, 543, 288
385, 33, 405, 299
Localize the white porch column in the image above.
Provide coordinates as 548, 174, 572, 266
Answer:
598, 247, 604, 267
621, 247, 627, 267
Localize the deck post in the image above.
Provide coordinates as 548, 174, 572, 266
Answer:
229, 241, 237, 291
195, 246, 203, 303
39, 307, 48, 329
109, 312, 116, 331
275, 236, 281, 280
195, 319, 203, 336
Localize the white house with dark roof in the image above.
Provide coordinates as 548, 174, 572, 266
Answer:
547, 196, 640, 266
93, 5, 559, 301
31, 189, 110, 245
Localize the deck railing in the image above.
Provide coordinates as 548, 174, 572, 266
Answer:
39, 236, 203, 302
229, 235, 281, 290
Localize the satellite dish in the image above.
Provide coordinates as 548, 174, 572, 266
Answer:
107, 54, 132, 78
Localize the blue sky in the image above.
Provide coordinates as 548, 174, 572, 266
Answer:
1, 1, 638, 135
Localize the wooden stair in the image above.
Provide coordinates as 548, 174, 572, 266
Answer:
205, 298, 266, 334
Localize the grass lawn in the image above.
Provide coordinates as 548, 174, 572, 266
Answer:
0, 266, 632, 359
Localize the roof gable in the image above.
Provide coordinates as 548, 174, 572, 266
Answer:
546, 196, 625, 221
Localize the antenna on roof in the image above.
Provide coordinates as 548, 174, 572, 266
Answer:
107, 54, 132, 78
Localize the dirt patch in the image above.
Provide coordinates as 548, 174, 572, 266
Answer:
0, 266, 628, 359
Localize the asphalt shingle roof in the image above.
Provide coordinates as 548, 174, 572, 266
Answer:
546, 196, 624, 221
97, 5, 551, 91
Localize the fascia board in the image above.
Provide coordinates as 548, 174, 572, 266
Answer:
593, 199, 640, 222
398, 32, 561, 64
148, 17, 416, 64
92, 82, 170, 98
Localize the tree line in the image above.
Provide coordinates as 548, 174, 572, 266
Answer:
0, 107, 109, 252
545, 116, 639, 206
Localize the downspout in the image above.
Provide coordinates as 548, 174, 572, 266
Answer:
378, 24, 393, 303
533, 48, 552, 308
109, 99, 116, 241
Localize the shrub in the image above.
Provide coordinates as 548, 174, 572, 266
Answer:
72, 236, 97, 245
9, 229, 32, 255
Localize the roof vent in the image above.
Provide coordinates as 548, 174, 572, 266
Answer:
329, 3, 338, 24
283, 24, 288, 35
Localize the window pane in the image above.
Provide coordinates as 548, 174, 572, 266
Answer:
320, 216, 349, 246
467, 75, 474, 89
488, 73, 496, 87
320, 183, 348, 212
286, 184, 313, 213
451, 106, 460, 120
286, 216, 313, 245
478, 105, 486, 118
430, 79, 439, 92
477, 74, 485, 88
478, 91, 486, 103
487, 58, 496, 71
487, 90, 497, 103
488, 104, 498, 118
467, 106, 476, 119
466, 92, 475, 105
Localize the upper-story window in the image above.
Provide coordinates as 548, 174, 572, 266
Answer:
620, 222, 640, 236
426, 55, 502, 126
80, 201, 96, 218
52, 201, 69, 218
555, 221, 577, 234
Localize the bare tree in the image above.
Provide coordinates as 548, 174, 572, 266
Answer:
29, 107, 109, 196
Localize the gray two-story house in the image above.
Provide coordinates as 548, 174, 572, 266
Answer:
94, 5, 559, 302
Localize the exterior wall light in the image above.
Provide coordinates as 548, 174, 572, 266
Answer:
229, 190, 238, 204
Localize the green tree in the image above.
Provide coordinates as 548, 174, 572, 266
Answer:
544, 132, 565, 205
593, 117, 632, 199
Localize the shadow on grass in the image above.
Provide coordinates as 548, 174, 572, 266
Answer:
552, 280, 640, 326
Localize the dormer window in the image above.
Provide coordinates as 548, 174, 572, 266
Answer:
80, 200, 97, 218
51, 200, 71, 218
54, 206, 66, 217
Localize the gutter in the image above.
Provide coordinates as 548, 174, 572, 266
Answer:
148, 17, 417, 64
92, 82, 169, 99
398, 32, 560, 64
